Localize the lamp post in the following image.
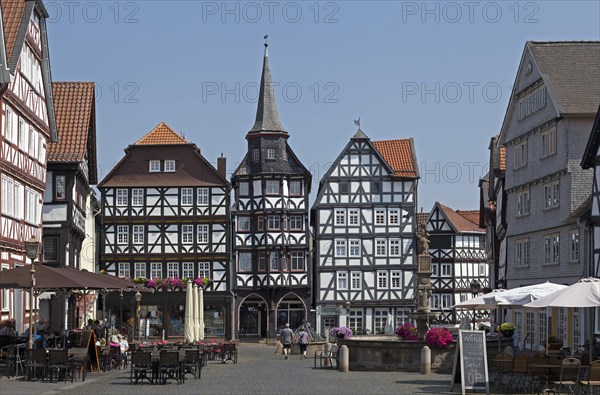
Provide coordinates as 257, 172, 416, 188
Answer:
24, 237, 41, 350
134, 291, 142, 344
470, 280, 481, 330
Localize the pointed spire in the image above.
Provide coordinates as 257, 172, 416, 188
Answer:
249, 38, 286, 134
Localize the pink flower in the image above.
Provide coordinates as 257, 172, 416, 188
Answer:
425, 327, 454, 348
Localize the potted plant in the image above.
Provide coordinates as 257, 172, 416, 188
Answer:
395, 323, 418, 341
547, 335, 562, 350
425, 327, 454, 348
328, 326, 352, 340
498, 322, 516, 337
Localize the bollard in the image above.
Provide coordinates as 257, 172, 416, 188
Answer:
421, 345, 431, 374
339, 345, 349, 372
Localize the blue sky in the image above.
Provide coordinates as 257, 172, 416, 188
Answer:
46, 1, 600, 212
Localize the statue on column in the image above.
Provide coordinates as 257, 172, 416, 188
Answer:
417, 223, 430, 255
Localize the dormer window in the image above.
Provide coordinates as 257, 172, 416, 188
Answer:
267, 148, 276, 160
149, 160, 160, 172
164, 160, 176, 172
253, 149, 260, 161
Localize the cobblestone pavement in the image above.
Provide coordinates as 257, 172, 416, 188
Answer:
0, 344, 511, 395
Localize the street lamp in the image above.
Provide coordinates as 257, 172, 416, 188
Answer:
24, 237, 41, 350
470, 280, 481, 330
134, 291, 142, 344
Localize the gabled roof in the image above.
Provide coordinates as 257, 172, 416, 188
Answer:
437, 203, 484, 233
1, 0, 26, 65
134, 122, 188, 145
49, 82, 94, 158
582, 105, 600, 169
528, 41, 600, 115
372, 139, 419, 179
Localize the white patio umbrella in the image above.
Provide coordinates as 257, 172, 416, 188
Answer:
525, 278, 600, 356
184, 281, 194, 343
453, 289, 507, 310
192, 284, 200, 341
198, 286, 205, 340
482, 282, 567, 306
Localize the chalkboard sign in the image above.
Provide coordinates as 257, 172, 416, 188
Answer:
80, 330, 100, 373
449, 330, 489, 394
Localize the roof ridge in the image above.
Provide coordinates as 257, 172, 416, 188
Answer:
134, 122, 189, 145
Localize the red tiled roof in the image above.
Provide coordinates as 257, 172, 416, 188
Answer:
134, 122, 188, 145
499, 146, 506, 171
48, 82, 95, 162
1, 0, 26, 63
439, 204, 484, 233
372, 139, 418, 179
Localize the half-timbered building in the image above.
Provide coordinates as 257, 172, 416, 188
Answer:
42, 82, 98, 330
0, 0, 57, 332
581, 105, 600, 279
426, 202, 487, 325
99, 123, 232, 339
231, 44, 312, 339
312, 130, 419, 335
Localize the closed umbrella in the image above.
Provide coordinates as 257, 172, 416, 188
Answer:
198, 286, 205, 340
192, 285, 200, 341
184, 281, 194, 343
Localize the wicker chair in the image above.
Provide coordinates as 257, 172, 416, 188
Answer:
159, 351, 181, 385
47, 349, 74, 383
130, 351, 153, 385
183, 349, 201, 380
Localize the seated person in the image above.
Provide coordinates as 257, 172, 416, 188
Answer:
0, 321, 14, 337
118, 334, 129, 366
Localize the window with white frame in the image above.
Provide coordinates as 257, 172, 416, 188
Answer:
198, 262, 210, 278
25, 188, 39, 224
150, 262, 162, 278
253, 149, 259, 161
38, 134, 44, 163
117, 225, 129, 244
290, 251, 304, 270
541, 126, 557, 158
239, 182, 249, 196
538, 309, 547, 347
266, 180, 279, 195
55, 175, 66, 200
335, 240, 347, 257
544, 181, 560, 208
569, 229, 579, 262
557, 308, 566, 345
389, 239, 400, 256
395, 309, 410, 325
526, 312, 535, 347
1, 176, 13, 216
374, 309, 388, 333
337, 271, 348, 290
116, 189, 128, 206
348, 310, 363, 333
1, 265, 9, 311
432, 263, 439, 277
335, 209, 345, 226
289, 181, 301, 196
573, 308, 581, 351
267, 148, 275, 159
18, 118, 26, 151
4, 108, 13, 142
167, 262, 179, 278
514, 140, 527, 169
267, 215, 280, 230
375, 209, 385, 225
441, 294, 452, 309
238, 217, 250, 232
257, 216, 264, 231
348, 209, 359, 225
197, 188, 209, 206
182, 262, 194, 279
238, 253, 252, 272
375, 239, 386, 256
349, 240, 360, 257
431, 294, 440, 309
149, 160, 160, 172
181, 188, 193, 206
544, 234, 560, 264
118, 262, 130, 278
134, 262, 146, 279
441, 263, 451, 277
377, 271, 388, 288
182, 225, 194, 244
28, 127, 36, 157
257, 253, 266, 271
269, 252, 279, 271
131, 189, 144, 206
164, 160, 175, 172
388, 209, 399, 225
197, 225, 209, 244
351, 271, 362, 290
132, 225, 144, 244
515, 238, 530, 267
14, 182, 22, 220
517, 189, 530, 215
391, 270, 401, 289
478, 263, 487, 276
289, 215, 303, 230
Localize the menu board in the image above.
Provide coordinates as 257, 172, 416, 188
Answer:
450, 330, 489, 394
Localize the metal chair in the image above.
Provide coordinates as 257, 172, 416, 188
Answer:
527, 353, 550, 393
26, 349, 47, 381
490, 352, 513, 387
506, 353, 529, 393
183, 349, 201, 380
549, 357, 580, 394
578, 360, 600, 395
130, 351, 153, 385
220, 343, 237, 364
159, 350, 181, 385
47, 349, 74, 383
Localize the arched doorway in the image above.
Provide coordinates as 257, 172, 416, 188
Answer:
276, 293, 306, 331
238, 295, 268, 340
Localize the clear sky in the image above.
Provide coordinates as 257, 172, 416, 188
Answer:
46, 0, 600, 212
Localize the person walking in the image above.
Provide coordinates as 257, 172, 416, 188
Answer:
298, 327, 309, 359
281, 323, 294, 360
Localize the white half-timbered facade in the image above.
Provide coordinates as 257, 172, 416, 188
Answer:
582, 106, 600, 279
312, 130, 419, 335
99, 122, 233, 338
231, 44, 312, 340
426, 202, 487, 325
0, 0, 57, 330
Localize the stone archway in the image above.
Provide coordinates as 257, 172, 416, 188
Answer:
275, 292, 306, 331
238, 294, 268, 340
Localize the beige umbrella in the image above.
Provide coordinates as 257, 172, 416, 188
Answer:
192, 284, 200, 341
184, 281, 194, 343
198, 286, 205, 340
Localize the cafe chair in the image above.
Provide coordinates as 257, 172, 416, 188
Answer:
549, 357, 580, 394
47, 349, 74, 383
220, 343, 237, 364
183, 349, 201, 380
130, 351, 153, 385
26, 349, 47, 381
506, 353, 529, 393
527, 353, 550, 393
578, 360, 600, 395
490, 352, 512, 386
158, 350, 181, 385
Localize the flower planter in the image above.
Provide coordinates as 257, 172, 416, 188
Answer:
548, 343, 561, 350
501, 330, 514, 338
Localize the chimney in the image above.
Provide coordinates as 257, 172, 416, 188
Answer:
217, 154, 226, 178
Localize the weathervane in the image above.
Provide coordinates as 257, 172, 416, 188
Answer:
264, 34, 269, 48
354, 117, 361, 130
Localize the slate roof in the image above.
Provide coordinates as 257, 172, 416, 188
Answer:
438, 203, 484, 233
134, 122, 188, 145
48, 82, 95, 163
372, 139, 419, 179
528, 41, 600, 115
